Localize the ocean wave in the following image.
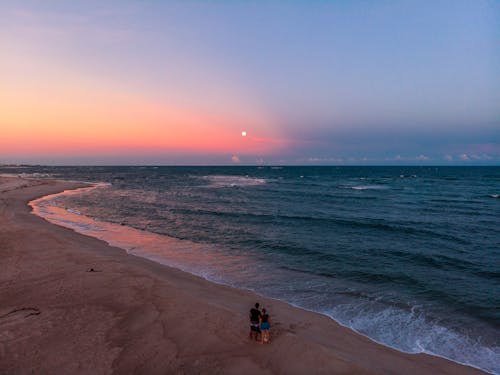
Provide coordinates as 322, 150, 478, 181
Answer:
277, 263, 500, 374
202, 175, 267, 187
325, 303, 500, 374
1, 172, 54, 179
386, 250, 478, 271
166, 207, 471, 245
349, 185, 389, 190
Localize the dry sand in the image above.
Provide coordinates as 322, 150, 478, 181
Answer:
0, 176, 487, 374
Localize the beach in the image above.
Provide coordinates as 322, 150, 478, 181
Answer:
0, 176, 488, 374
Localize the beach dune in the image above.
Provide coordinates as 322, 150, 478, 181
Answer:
0, 176, 486, 374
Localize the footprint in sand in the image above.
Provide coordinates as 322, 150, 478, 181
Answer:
0, 308, 42, 351
0, 307, 41, 327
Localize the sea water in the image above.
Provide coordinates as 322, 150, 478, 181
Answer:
6, 166, 499, 374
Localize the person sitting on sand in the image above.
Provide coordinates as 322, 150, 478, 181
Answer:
259, 308, 271, 344
249, 302, 262, 340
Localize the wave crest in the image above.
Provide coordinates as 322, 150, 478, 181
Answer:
202, 175, 267, 187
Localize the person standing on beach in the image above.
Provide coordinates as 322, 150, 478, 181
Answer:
260, 308, 271, 344
249, 302, 262, 341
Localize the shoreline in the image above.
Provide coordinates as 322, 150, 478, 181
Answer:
27, 180, 494, 373
0, 176, 489, 374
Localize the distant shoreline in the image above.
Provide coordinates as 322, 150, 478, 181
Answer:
2, 164, 500, 169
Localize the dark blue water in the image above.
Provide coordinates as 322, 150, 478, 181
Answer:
6, 166, 499, 373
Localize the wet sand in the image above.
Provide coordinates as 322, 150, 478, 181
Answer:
0, 176, 487, 374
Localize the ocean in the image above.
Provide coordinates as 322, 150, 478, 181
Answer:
5, 165, 499, 374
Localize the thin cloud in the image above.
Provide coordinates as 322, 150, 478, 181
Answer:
389, 155, 431, 161
470, 153, 492, 160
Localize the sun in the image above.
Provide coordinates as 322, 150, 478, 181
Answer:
241, 131, 247, 137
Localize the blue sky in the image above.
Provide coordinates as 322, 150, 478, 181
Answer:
1, 1, 498, 165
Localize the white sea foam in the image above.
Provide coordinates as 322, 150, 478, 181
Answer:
325, 303, 499, 374
202, 175, 267, 188
351, 185, 389, 190
0, 172, 54, 178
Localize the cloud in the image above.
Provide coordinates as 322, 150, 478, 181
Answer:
302, 157, 344, 163
470, 153, 492, 160
389, 155, 430, 161
416, 154, 429, 161
446, 153, 493, 162
231, 155, 240, 163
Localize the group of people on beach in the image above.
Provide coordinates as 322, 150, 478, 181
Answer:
249, 302, 271, 344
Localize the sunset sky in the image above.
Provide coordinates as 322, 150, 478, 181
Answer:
1, 1, 498, 165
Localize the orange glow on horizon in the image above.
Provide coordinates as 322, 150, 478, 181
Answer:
1, 82, 287, 157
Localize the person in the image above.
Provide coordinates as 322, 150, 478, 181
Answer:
260, 308, 271, 344
249, 302, 261, 341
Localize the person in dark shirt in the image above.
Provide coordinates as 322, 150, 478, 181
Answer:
249, 302, 262, 340
259, 308, 271, 344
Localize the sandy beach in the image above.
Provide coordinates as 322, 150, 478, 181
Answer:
0, 176, 487, 375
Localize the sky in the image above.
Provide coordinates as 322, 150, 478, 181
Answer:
1, 1, 498, 165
